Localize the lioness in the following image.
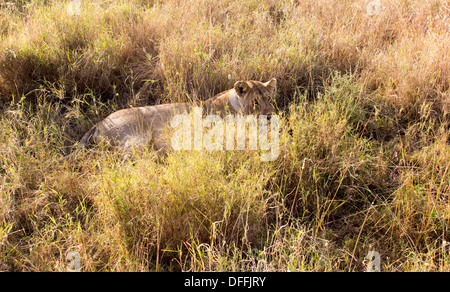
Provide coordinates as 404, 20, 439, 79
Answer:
75, 78, 276, 155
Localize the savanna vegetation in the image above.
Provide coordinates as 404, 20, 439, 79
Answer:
0, 0, 449, 271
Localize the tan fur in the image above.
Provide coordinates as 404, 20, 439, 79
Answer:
76, 78, 276, 154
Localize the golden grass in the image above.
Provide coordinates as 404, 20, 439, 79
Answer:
0, 0, 449, 271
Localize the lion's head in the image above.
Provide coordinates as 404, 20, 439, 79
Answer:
233, 78, 277, 115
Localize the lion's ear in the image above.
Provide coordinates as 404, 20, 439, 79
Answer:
264, 78, 277, 95
234, 81, 250, 96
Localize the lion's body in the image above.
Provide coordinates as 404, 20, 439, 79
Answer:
77, 79, 276, 154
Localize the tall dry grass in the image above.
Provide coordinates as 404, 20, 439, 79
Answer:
1, 0, 449, 271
